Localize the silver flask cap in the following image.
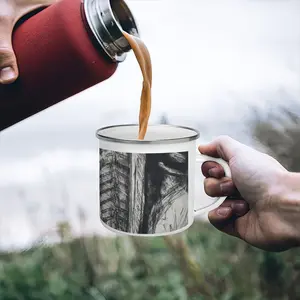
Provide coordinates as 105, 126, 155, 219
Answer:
83, 0, 140, 62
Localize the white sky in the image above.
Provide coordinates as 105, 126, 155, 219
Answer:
0, 0, 299, 249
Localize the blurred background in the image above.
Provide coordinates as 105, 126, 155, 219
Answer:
0, 0, 300, 299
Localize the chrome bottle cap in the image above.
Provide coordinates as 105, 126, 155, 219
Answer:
83, 0, 140, 62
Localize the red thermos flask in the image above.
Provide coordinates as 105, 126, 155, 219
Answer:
0, 0, 139, 131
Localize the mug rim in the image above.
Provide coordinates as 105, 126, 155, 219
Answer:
96, 124, 200, 144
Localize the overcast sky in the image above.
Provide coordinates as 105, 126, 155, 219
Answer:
0, 0, 299, 249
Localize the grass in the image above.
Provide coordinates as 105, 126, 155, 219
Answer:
0, 221, 299, 300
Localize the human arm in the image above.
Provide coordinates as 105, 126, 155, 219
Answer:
199, 135, 300, 252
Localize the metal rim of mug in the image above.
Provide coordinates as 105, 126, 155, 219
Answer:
96, 124, 200, 144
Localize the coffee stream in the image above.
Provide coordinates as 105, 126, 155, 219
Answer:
123, 31, 152, 140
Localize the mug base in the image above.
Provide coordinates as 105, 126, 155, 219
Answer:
100, 219, 194, 237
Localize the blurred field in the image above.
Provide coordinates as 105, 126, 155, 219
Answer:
0, 220, 299, 300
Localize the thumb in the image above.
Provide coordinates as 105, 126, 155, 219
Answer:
0, 19, 18, 84
198, 135, 240, 162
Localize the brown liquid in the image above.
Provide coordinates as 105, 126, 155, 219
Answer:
123, 32, 152, 140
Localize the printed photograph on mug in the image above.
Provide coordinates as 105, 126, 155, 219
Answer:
100, 149, 189, 234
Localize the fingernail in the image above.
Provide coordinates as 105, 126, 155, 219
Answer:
0, 67, 16, 82
217, 207, 232, 217
208, 167, 218, 177
220, 182, 233, 195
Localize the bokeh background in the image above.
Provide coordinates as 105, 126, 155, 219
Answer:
0, 0, 299, 299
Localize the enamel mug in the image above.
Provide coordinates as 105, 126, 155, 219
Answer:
96, 124, 231, 236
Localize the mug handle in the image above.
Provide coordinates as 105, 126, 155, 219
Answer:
194, 153, 232, 215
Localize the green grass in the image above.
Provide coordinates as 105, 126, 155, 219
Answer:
0, 221, 299, 300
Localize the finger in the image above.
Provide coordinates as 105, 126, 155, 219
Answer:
202, 161, 225, 179
198, 135, 240, 161
0, 17, 18, 84
209, 199, 249, 219
229, 199, 249, 217
209, 213, 240, 238
208, 201, 248, 239
204, 177, 237, 197
0, 49, 18, 84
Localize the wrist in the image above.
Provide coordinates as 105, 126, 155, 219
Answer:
275, 171, 300, 248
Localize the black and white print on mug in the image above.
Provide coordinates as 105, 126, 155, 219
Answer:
100, 149, 189, 234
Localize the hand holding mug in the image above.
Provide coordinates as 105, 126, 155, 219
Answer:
200, 135, 300, 252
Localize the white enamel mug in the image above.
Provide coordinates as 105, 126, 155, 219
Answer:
96, 124, 231, 236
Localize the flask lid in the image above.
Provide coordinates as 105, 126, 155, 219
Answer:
84, 0, 140, 62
